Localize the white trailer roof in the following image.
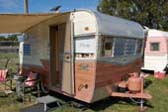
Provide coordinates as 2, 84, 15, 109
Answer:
92, 11, 145, 38
147, 29, 168, 37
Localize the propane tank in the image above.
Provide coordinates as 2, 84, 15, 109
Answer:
128, 73, 142, 93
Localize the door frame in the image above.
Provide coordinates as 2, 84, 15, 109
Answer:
49, 25, 60, 88
49, 21, 75, 95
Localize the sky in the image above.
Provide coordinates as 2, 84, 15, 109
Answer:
0, 0, 99, 13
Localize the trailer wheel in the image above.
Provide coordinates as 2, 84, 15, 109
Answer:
40, 81, 49, 94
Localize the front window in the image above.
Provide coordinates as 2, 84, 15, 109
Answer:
150, 42, 160, 51
75, 36, 96, 59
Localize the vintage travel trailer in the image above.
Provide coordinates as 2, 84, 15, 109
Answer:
142, 29, 168, 73
0, 10, 151, 103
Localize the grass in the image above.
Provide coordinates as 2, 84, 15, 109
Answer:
145, 76, 168, 112
0, 53, 36, 112
0, 53, 168, 112
51, 76, 168, 112
0, 94, 36, 112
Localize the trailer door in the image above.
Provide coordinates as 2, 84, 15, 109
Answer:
61, 20, 75, 95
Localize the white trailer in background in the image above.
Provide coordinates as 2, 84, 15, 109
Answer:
142, 29, 168, 73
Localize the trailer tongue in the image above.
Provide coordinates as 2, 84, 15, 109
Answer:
108, 72, 152, 111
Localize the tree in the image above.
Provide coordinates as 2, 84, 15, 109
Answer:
7, 34, 18, 41
0, 36, 6, 41
0, 34, 18, 41
97, 0, 168, 31
0, 34, 19, 46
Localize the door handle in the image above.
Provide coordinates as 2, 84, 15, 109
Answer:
63, 53, 71, 62
66, 55, 70, 59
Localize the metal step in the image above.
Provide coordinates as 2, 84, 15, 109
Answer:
37, 95, 59, 112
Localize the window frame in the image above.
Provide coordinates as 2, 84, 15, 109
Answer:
74, 35, 96, 60
101, 36, 143, 58
102, 37, 114, 57
150, 42, 160, 51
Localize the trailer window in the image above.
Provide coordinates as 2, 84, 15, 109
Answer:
136, 40, 143, 53
101, 37, 113, 57
101, 36, 143, 57
105, 42, 112, 50
23, 44, 31, 56
114, 38, 125, 56
150, 42, 160, 51
125, 39, 136, 55
75, 36, 96, 59
103, 42, 112, 56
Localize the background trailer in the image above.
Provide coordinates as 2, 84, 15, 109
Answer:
142, 29, 168, 73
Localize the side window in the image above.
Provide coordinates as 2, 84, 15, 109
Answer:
125, 39, 136, 55
104, 42, 112, 56
136, 40, 143, 54
101, 36, 143, 57
102, 37, 113, 57
114, 38, 125, 56
150, 42, 160, 51
23, 44, 31, 56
